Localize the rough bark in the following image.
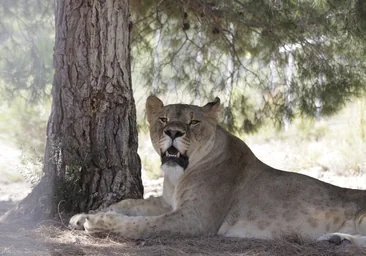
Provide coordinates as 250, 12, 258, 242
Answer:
4, 0, 143, 221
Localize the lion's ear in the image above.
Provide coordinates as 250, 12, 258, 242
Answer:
146, 95, 164, 124
202, 97, 221, 118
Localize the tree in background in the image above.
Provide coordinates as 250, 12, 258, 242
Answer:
131, 0, 366, 130
3, 0, 143, 220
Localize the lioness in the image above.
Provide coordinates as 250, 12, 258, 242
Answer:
70, 96, 366, 245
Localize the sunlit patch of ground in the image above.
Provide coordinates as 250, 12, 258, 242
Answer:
0, 136, 31, 218
249, 141, 366, 190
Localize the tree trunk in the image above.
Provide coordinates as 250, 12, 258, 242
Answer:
5, 0, 143, 221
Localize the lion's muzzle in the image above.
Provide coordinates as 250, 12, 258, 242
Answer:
161, 146, 189, 169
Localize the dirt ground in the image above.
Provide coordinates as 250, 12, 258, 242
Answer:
1, 140, 366, 255
1, 220, 366, 256
2, 209, 366, 256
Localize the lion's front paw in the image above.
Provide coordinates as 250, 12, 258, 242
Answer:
69, 213, 89, 230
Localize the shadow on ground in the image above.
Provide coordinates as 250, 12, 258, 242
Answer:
0, 219, 365, 256
0, 201, 17, 216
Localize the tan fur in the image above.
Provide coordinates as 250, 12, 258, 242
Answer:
69, 96, 366, 245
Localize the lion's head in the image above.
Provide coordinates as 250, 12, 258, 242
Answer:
146, 96, 221, 180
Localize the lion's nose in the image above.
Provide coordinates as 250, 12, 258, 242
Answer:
164, 129, 185, 140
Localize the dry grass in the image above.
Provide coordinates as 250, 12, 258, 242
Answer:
1, 220, 366, 256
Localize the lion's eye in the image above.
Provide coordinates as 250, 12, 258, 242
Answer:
189, 120, 200, 126
159, 117, 167, 123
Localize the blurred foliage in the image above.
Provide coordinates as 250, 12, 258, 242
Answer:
0, 98, 49, 153
18, 147, 44, 186
0, 98, 49, 182
294, 118, 329, 141
55, 164, 85, 212
0, 0, 54, 102
131, 0, 366, 130
0, 0, 54, 166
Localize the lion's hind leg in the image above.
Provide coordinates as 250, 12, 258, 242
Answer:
317, 233, 366, 246
317, 214, 366, 247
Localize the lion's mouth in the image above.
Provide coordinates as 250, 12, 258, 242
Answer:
161, 146, 189, 170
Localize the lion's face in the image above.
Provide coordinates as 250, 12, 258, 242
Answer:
146, 96, 220, 171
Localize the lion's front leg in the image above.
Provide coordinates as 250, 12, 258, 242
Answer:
105, 196, 171, 216
70, 209, 211, 239
69, 213, 90, 230
69, 212, 126, 233
69, 197, 171, 231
